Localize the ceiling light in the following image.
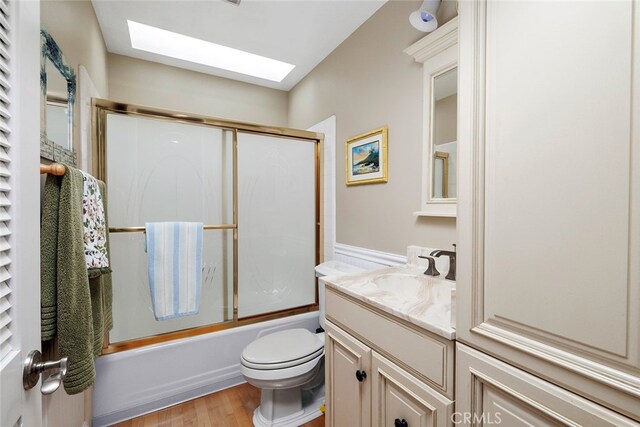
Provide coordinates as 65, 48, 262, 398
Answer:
127, 20, 295, 82
409, 0, 441, 33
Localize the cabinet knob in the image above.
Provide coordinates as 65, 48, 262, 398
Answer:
355, 370, 367, 382
394, 419, 408, 427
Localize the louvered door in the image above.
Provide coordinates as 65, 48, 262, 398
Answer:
0, 0, 12, 366
0, 0, 44, 426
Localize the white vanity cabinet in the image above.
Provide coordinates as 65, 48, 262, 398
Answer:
324, 286, 454, 427
457, 0, 640, 422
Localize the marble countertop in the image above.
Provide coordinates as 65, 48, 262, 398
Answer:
323, 265, 456, 340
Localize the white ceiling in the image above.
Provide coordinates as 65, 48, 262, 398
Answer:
92, 0, 388, 91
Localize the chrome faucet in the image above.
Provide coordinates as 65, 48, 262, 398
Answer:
430, 244, 456, 281
417, 255, 439, 276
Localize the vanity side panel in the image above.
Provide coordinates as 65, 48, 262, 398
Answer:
457, 0, 640, 419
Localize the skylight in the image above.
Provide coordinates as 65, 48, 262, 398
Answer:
127, 20, 295, 82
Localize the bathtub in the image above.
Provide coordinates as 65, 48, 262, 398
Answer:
92, 311, 320, 426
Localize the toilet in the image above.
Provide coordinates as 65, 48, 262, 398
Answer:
240, 261, 364, 427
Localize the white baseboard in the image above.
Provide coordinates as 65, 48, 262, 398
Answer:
334, 243, 406, 270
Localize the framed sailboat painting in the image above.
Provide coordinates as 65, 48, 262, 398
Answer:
345, 126, 388, 186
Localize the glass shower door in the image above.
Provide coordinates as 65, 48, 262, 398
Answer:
97, 100, 321, 350
106, 113, 234, 343
237, 132, 318, 318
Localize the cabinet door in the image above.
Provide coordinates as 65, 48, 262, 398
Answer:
325, 321, 371, 426
457, 0, 640, 419
371, 352, 453, 427
456, 343, 639, 427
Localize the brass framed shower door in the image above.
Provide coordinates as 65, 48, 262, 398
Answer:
92, 98, 324, 354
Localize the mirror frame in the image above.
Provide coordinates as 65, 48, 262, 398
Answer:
40, 27, 77, 165
404, 16, 458, 217
426, 64, 457, 211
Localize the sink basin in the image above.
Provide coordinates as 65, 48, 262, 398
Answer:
371, 273, 431, 299
323, 265, 457, 339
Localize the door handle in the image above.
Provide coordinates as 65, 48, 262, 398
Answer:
355, 370, 367, 382
23, 350, 68, 395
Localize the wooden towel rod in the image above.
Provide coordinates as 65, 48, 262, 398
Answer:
40, 163, 66, 176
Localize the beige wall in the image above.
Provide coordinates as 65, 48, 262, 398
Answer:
41, 0, 109, 97
288, 0, 457, 255
42, 0, 456, 256
107, 54, 289, 127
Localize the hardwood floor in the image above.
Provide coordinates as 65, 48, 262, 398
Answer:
114, 383, 325, 427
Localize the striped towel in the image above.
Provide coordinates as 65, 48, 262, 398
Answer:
145, 222, 203, 321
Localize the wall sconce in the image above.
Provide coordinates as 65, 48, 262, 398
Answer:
409, 0, 441, 33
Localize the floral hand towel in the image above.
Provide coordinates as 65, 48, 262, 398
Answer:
80, 170, 111, 277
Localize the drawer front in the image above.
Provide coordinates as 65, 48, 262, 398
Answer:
326, 287, 454, 398
372, 351, 454, 427
456, 343, 640, 427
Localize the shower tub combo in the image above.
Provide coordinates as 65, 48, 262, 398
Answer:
90, 100, 323, 426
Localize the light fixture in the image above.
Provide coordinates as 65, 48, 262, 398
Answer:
127, 20, 295, 82
409, 0, 441, 33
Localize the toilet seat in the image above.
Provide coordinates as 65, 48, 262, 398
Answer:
241, 328, 324, 371
241, 351, 324, 382
242, 346, 324, 370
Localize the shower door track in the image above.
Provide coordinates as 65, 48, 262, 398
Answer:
93, 98, 323, 354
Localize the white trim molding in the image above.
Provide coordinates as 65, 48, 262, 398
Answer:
404, 16, 458, 64
334, 243, 406, 270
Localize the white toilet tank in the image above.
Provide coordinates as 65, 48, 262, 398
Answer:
315, 261, 364, 330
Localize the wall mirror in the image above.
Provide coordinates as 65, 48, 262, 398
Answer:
404, 16, 458, 217
40, 28, 77, 165
431, 67, 457, 200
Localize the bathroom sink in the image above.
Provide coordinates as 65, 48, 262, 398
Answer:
323, 265, 456, 339
370, 273, 431, 299
320, 244, 459, 338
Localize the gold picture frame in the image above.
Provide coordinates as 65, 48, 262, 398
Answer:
345, 126, 388, 186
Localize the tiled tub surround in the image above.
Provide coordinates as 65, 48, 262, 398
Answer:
322, 245, 456, 340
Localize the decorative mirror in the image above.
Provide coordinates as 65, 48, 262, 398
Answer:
431, 67, 457, 201
40, 28, 76, 165
404, 16, 458, 217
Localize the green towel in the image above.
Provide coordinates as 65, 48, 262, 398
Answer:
41, 175, 60, 341
40, 167, 113, 394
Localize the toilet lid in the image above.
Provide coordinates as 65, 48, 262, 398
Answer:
241, 329, 324, 369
